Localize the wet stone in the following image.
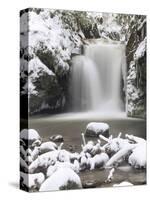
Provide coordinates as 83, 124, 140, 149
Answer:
82, 180, 98, 188
49, 135, 64, 142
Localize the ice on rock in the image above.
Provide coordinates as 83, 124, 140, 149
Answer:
40, 168, 82, 191
85, 122, 109, 137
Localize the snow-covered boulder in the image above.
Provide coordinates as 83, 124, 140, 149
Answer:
57, 149, 71, 162
88, 152, 109, 170
29, 149, 72, 173
29, 150, 59, 173
46, 160, 80, 177
49, 135, 64, 142
39, 168, 82, 191
79, 152, 90, 170
128, 142, 146, 169
85, 122, 109, 137
20, 129, 41, 145
82, 141, 101, 156
39, 141, 57, 154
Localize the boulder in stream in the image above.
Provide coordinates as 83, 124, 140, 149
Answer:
85, 122, 109, 138
49, 135, 64, 142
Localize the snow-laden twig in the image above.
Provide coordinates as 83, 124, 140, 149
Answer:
118, 132, 122, 138
105, 168, 115, 183
58, 142, 64, 150
81, 133, 86, 146
99, 135, 109, 143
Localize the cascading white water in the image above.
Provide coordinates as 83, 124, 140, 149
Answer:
70, 40, 126, 113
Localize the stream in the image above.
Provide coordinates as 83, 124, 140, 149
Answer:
28, 113, 146, 188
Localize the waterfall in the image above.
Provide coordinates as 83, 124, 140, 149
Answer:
70, 40, 126, 113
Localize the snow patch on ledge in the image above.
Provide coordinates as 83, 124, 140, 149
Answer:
134, 37, 146, 60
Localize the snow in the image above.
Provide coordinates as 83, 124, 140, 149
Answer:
105, 144, 136, 167
20, 172, 45, 189
87, 122, 109, 132
134, 37, 146, 60
20, 129, 41, 142
40, 141, 57, 154
128, 142, 146, 168
39, 168, 82, 191
27, 57, 55, 96
57, 149, 71, 162
29, 149, 73, 173
86, 122, 109, 136
29, 150, 59, 173
103, 136, 130, 154
20, 9, 84, 98
47, 160, 80, 177
113, 181, 133, 187
20, 127, 146, 191
88, 153, 109, 170
105, 168, 115, 183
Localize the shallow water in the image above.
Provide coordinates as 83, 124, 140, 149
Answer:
29, 112, 146, 187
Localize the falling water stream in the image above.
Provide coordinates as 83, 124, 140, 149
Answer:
70, 40, 126, 114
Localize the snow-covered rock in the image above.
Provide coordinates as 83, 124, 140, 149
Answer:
128, 143, 146, 168
49, 135, 64, 142
88, 153, 109, 170
85, 122, 109, 137
20, 129, 41, 145
47, 160, 80, 177
82, 141, 101, 156
39, 141, 57, 154
39, 168, 82, 191
125, 134, 146, 168
29, 150, 59, 173
29, 149, 73, 173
